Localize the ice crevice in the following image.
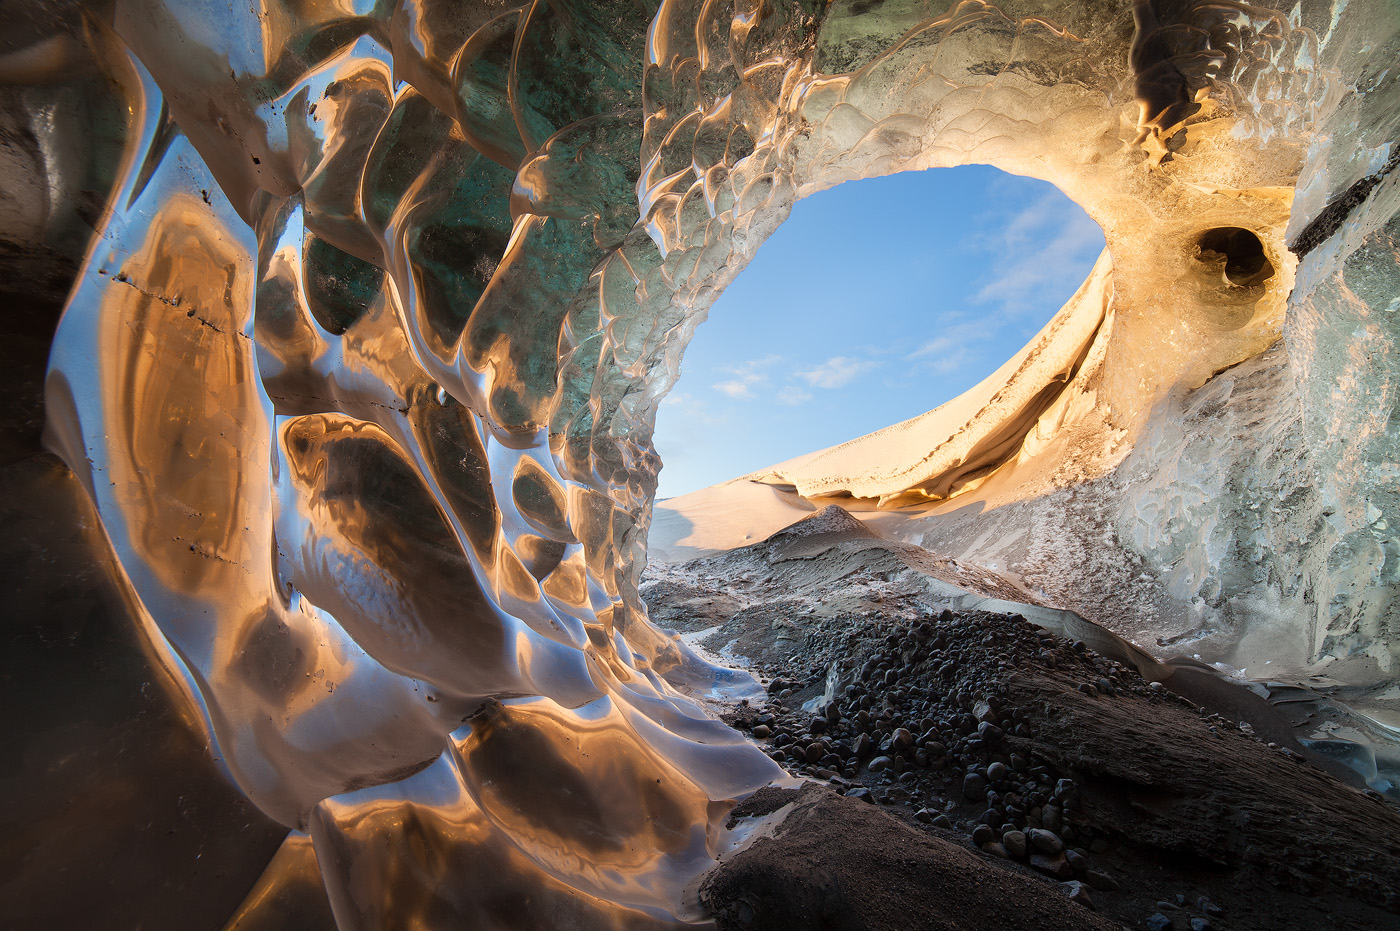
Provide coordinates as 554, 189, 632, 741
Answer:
14, 0, 1400, 925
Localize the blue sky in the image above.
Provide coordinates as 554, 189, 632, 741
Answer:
652, 164, 1105, 499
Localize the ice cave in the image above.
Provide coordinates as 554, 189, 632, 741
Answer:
3, 0, 1400, 928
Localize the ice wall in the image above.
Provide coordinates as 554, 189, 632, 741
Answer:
19, 0, 1400, 925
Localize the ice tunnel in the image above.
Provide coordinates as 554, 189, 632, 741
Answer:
5, 0, 1400, 927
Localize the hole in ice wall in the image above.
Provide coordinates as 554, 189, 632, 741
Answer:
652, 165, 1106, 500
1196, 227, 1274, 289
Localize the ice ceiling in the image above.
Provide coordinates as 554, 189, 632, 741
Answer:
20, 0, 1400, 926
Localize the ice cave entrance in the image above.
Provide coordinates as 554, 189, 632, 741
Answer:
653, 165, 1107, 500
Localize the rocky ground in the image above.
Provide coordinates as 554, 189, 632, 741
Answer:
643, 507, 1400, 931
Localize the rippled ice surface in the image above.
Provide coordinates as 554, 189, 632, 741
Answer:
15, 0, 1400, 925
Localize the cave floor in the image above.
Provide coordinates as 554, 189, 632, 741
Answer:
644, 508, 1400, 931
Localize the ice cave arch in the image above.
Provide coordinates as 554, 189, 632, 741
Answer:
21, 0, 1400, 927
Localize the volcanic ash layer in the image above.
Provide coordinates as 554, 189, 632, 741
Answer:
643, 508, 1400, 931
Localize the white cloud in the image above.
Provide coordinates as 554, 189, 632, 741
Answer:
927, 346, 970, 374
715, 378, 759, 398
906, 319, 989, 361
658, 391, 722, 424
711, 354, 781, 399
798, 355, 877, 389
778, 386, 812, 405
972, 196, 1105, 312
997, 192, 1061, 248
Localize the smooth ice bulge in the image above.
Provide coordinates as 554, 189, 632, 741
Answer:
18, 0, 1400, 926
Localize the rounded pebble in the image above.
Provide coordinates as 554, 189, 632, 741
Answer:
962, 772, 988, 801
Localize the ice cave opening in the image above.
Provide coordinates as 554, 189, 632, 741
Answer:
651, 164, 1107, 500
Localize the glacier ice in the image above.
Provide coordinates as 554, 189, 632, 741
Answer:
6, 0, 1397, 925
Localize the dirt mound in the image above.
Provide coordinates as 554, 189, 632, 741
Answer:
702, 784, 1121, 931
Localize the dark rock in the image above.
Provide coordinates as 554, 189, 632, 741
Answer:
1002, 830, 1027, 858
1064, 848, 1086, 876
1196, 897, 1223, 917
892, 727, 914, 751
987, 761, 1008, 782
1084, 869, 1118, 892
1146, 914, 1172, 931
869, 755, 893, 773
751, 725, 772, 739
1190, 919, 1214, 931
982, 842, 1009, 858
1029, 852, 1074, 879
1060, 880, 1095, 910
1029, 829, 1064, 854
963, 773, 988, 801
972, 824, 995, 847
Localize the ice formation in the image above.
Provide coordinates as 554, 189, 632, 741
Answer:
12, 0, 1399, 925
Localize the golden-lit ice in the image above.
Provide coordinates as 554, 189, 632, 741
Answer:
37, 0, 1400, 927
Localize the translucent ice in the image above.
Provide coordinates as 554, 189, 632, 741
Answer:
18, 0, 1400, 926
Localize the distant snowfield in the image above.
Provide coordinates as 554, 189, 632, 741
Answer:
648, 480, 817, 564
